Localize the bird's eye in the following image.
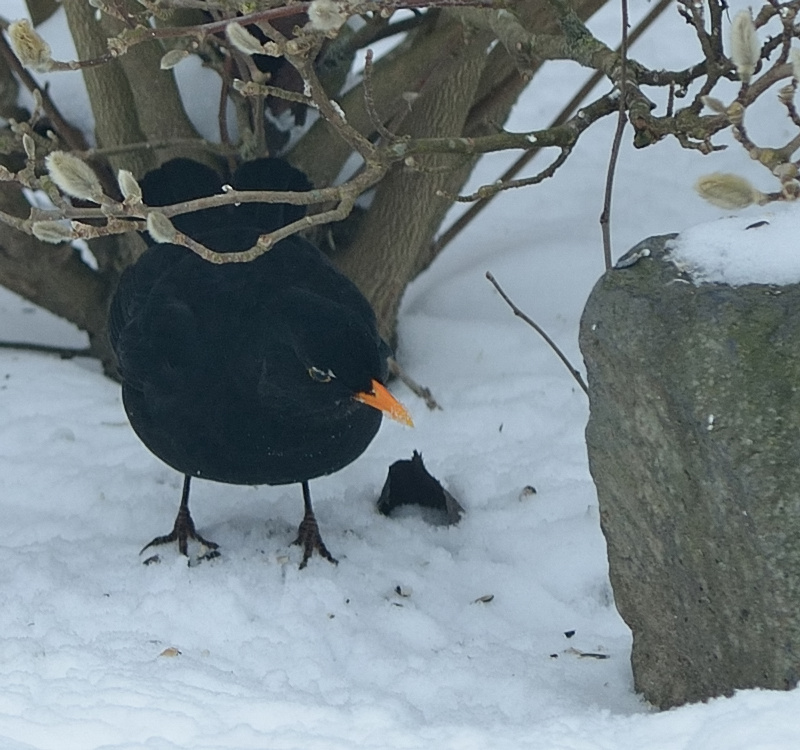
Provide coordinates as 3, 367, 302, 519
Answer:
308, 366, 335, 383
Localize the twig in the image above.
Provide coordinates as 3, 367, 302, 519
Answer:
0, 30, 88, 152
0, 341, 92, 359
286, 47, 377, 162
452, 147, 571, 202
388, 358, 442, 411
79, 137, 229, 159
0, 206, 29, 232
433, 0, 673, 255
51, 161, 389, 263
10, 1, 497, 72
485, 272, 588, 396
347, 12, 426, 52
599, 0, 630, 271
362, 49, 396, 142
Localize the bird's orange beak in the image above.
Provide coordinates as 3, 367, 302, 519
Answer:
354, 380, 414, 427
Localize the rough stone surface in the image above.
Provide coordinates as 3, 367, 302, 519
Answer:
579, 234, 800, 709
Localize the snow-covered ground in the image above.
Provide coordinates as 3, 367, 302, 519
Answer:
1, 1, 799, 748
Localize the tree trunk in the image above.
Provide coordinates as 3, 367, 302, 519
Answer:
331, 0, 608, 343
335, 10, 493, 344
0, 182, 113, 368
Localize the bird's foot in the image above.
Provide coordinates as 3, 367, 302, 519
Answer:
140, 506, 219, 563
292, 513, 338, 570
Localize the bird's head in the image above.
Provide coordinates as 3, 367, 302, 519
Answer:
288, 299, 413, 428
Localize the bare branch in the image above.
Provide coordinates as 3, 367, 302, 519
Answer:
362, 49, 396, 143
0, 28, 88, 151
486, 271, 588, 396
433, 0, 673, 254
600, 0, 630, 271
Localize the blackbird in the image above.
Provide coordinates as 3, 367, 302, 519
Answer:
109, 158, 412, 567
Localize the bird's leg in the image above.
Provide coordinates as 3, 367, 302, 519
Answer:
292, 481, 338, 569
140, 475, 219, 559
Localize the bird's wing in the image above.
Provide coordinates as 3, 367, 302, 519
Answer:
109, 246, 205, 392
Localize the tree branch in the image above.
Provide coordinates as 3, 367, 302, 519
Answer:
486, 271, 588, 396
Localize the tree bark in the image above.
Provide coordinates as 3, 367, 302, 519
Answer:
62, 0, 153, 177
331, 0, 608, 343
335, 11, 493, 344
0, 182, 114, 368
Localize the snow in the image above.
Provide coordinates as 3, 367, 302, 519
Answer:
667, 202, 800, 286
2, 1, 800, 748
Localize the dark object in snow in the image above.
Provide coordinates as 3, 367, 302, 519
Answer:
377, 451, 463, 525
566, 648, 609, 660
581, 233, 800, 708
109, 158, 412, 569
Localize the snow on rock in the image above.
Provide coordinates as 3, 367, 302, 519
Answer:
667, 201, 800, 286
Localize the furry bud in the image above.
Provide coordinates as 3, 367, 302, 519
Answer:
225, 23, 265, 56
779, 83, 796, 105
159, 49, 189, 70
695, 172, 763, 209
45, 151, 104, 202
22, 133, 36, 160
117, 169, 142, 203
701, 96, 727, 114
262, 42, 281, 57
726, 101, 745, 126
730, 10, 760, 83
32, 220, 73, 244
8, 19, 52, 72
308, 0, 348, 33
146, 212, 177, 244
773, 162, 798, 181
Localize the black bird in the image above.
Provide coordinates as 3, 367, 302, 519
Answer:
109, 158, 412, 567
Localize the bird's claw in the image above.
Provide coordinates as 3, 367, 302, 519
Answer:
140, 506, 219, 561
292, 515, 338, 569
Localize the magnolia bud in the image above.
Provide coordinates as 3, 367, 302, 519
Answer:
730, 10, 760, 84
779, 83, 796, 105
308, 0, 348, 33
146, 212, 177, 244
773, 162, 798, 181
8, 19, 52, 72
695, 172, 762, 210
225, 23, 265, 56
159, 49, 189, 70
701, 96, 727, 115
32, 220, 73, 244
262, 42, 282, 57
726, 101, 745, 126
22, 133, 36, 160
117, 169, 142, 203
781, 180, 800, 200
45, 151, 104, 203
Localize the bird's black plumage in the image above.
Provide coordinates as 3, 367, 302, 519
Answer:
109, 158, 409, 566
